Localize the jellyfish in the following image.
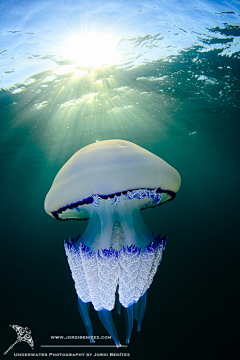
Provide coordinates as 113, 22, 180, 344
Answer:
44, 139, 181, 346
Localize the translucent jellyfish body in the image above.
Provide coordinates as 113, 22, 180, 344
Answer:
44, 139, 181, 346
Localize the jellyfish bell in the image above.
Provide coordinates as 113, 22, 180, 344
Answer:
44, 139, 181, 346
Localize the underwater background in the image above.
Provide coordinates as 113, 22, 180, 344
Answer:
0, 0, 239, 359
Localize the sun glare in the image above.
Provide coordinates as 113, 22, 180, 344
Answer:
64, 32, 120, 68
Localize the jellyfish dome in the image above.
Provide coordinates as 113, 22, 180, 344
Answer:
44, 139, 181, 346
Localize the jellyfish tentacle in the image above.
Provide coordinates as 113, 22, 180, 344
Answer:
78, 298, 95, 343
97, 309, 121, 348
137, 291, 148, 332
115, 285, 121, 315
124, 304, 134, 344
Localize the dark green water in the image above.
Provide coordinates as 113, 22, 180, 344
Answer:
1, 1, 239, 359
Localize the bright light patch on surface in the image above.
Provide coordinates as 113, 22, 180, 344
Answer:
59, 92, 99, 109
11, 87, 26, 94
72, 69, 87, 78
54, 65, 76, 75
34, 101, 49, 110
59, 98, 84, 109
42, 75, 57, 82
64, 32, 120, 68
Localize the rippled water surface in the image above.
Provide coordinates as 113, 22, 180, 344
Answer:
1, 1, 239, 359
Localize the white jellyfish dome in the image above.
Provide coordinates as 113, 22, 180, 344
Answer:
44, 139, 181, 346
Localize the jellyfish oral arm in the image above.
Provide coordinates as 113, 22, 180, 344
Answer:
65, 234, 166, 346
64, 191, 167, 345
79, 194, 159, 252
